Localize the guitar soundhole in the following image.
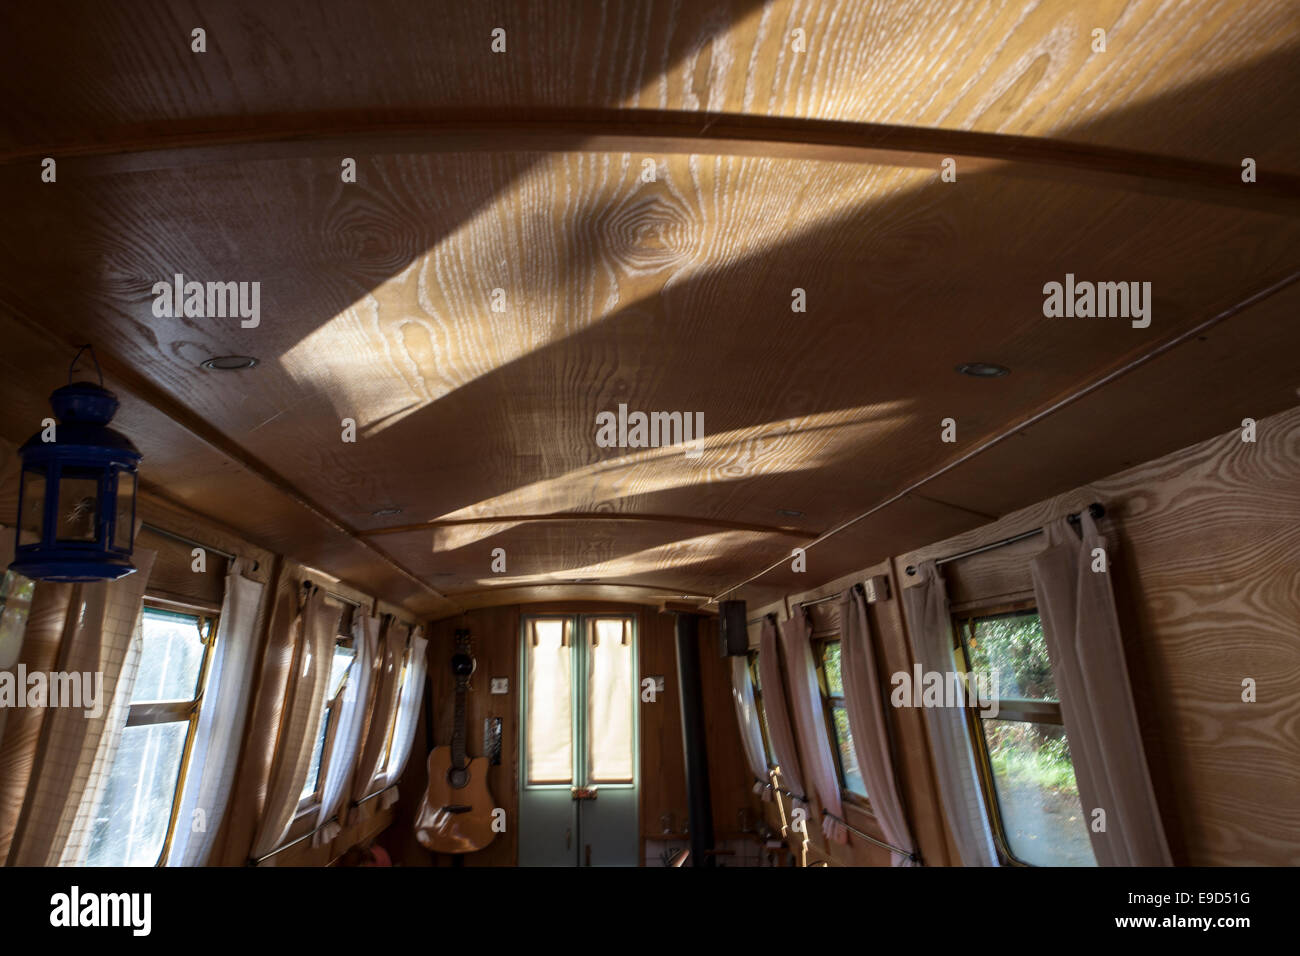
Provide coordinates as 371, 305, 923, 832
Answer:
448, 766, 470, 789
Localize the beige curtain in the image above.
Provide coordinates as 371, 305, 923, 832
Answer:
0, 579, 73, 862
6, 549, 157, 866
168, 559, 266, 865
757, 617, 804, 815
1030, 510, 1172, 866
382, 628, 429, 790
249, 586, 341, 860
350, 619, 407, 804
902, 561, 998, 866
839, 587, 917, 865
780, 612, 847, 844
729, 656, 770, 801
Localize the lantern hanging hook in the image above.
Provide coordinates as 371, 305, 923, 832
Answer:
68, 344, 105, 387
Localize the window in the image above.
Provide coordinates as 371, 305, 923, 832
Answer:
952, 605, 1096, 867
524, 618, 574, 784
299, 638, 357, 805
86, 602, 218, 866
745, 650, 774, 766
813, 639, 867, 800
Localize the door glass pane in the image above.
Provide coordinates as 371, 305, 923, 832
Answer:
526, 619, 573, 784
133, 607, 207, 703
56, 471, 100, 542
587, 618, 634, 783
85, 720, 188, 866
980, 718, 1096, 867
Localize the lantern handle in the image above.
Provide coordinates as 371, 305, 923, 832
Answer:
68, 344, 105, 387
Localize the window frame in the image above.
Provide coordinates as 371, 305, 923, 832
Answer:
295, 605, 362, 816
124, 596, 221, 867
951, 598, 1077, 868
811, 636, 870, 806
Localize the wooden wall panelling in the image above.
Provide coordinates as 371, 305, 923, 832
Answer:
639, 608, 689, 857
695, 614, 763, 863
895, 404, 1300, 865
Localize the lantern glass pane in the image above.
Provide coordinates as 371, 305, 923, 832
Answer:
18, 469, 45, 546
56, 470, 100, 543
114, 470, 136, 551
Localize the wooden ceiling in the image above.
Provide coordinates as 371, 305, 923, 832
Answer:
1, 1, 1298, 618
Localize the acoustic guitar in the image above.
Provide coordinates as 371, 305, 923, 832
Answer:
415, 629, 497, 853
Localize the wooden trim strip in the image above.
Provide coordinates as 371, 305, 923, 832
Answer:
360, 511, 818, 539
6, 109, 1296, 213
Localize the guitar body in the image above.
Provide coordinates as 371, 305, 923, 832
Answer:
415, 747, 496, 854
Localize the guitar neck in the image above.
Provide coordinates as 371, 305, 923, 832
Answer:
452, 676, 468, 767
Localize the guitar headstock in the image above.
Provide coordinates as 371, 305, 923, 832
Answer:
452, 628, 476, 681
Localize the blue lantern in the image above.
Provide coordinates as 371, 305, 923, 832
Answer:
9, 346, 141, 582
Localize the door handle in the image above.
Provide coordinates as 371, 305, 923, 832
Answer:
570, 786, 598, 800
585, 844, 591, 867
565, 828, 572, 849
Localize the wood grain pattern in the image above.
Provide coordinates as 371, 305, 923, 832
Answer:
897, 404, 1300, 865
0, 3, 1297, 610
4, 1, 1298, 168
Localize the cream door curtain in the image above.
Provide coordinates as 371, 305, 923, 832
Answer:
729, 656, 771, 801
312, 613, 379, 846
6, 549, 157, 866
249, 586, 341, 860
1030, 510, 1172, 866
756, 616, 804, 817
838, 587, 917, 865
168, 559, 265, 866
350, 619, 407, 805
780, 612, 847, 844
902, 561, 998, 866
380, 628, 428, 792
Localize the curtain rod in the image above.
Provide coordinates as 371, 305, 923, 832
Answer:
820, 810, 921, 865
754, 777, 920, 863
248, 815, 337, 866
746, 611, 779, 626
798, 593, 843, 609
904, 503, 1105, 577
140, 522, 237, 562
302, 578, 363, 610
351, 786, 390, 809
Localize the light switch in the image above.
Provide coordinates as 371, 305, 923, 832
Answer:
489, 676, 509, 694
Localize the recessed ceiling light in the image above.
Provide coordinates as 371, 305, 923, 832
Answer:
778, 509, 804, 518
200, 355, 258, 371
956, 362, 1010, 378
370, 507, 403, 517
